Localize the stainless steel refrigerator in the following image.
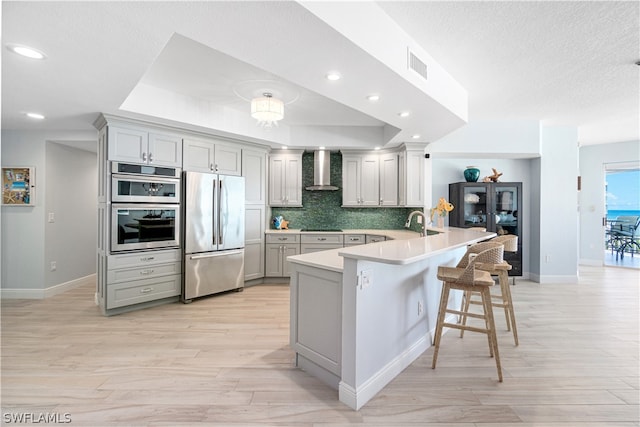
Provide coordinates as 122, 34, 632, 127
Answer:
183, 172, 245, 301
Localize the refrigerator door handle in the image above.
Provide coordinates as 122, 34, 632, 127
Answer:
189, 249, 243, 260
212, 178, 217, 246
218, 179, 224, 245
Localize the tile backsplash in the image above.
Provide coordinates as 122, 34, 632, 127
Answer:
271, 151, 421, 231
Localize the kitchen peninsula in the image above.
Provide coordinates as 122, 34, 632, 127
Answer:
287, 227, 495, 410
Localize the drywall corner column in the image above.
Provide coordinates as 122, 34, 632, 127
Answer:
536, 126, 579, 283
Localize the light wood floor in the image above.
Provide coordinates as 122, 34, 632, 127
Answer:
1, 266, 638, 426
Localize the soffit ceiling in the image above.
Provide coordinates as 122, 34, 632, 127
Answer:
2, 1, 638, 150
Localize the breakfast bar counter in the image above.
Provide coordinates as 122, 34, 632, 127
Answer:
287, 227, 495, 410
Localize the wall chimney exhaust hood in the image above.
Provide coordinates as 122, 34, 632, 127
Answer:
305, 150, 339, 191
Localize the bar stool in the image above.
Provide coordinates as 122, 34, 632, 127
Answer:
432, 245, 505, 382
459, 235, 519, 346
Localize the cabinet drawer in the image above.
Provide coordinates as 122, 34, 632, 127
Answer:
108, 249, 180, 270
365, 235, 386, 244
266, 234, 299, 243
106, 274, 181, 309
300, 243, 343, 254
107, 261, 181, 284
300, 234, 344, 244
344, 234, 365, 245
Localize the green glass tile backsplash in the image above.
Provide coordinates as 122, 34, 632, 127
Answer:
271, 152, 422, 231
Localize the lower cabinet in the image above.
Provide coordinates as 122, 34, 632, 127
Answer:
344, 234, 365, 246
105, 249, 181, 312
300, 234, 344, 254
365, 235, 387, 244
265, 234, 300, 277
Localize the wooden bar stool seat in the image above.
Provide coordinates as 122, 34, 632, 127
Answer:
459, 236, 519, 346
432, 245, 505, 382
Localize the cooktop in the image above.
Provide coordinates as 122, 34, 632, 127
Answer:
301, 228, 343, 232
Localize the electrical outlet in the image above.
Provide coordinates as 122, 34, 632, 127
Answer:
360, 270, 372, 289
545, 255, 551, 263
50, 261, 57, 271
48, 212, 55, 223
418, 301, 424, 316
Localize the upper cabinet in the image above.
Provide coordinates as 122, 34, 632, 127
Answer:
269, 150, 303, 207
183, 137, 241, 176
342, 153, 381, 206
400, 144, 430, 207
342, 144, 428, 208
379, 152, 399, 206
108, 126, 182, 168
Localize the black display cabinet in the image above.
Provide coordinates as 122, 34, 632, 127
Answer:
449, 182, 522, 277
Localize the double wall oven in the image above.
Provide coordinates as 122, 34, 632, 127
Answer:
111, 162, 181, 252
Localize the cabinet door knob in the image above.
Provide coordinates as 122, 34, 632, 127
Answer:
148, 152, 153, 163
142, 152, 147, 162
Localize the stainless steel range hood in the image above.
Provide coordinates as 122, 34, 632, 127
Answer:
305, 150, 339, 191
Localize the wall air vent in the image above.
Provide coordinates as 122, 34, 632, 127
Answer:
407, 48, 428, 81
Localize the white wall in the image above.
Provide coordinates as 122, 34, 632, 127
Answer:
429, 119, 581, 282
45, 142, 97, 288
536, 126, 579, 283
579, 140, 640, 265
1, 130, 97, 297
1, 131, 47, 291
429, 119, 541, 157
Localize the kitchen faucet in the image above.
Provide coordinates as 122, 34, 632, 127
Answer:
405, 210, 427, 236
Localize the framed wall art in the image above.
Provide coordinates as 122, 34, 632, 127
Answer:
2, 166, 35, 206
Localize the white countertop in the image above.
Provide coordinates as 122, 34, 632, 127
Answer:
286, 227, 496, 272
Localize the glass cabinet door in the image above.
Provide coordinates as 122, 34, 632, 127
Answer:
493, 185, 519, 237
461, 185, 488, 228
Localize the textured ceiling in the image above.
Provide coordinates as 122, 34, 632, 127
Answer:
2, 1, 638, 149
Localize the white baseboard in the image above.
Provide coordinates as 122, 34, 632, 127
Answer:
580, 258, 602, 266
339, 334, 431, 410
528, 273, 578, 284
1, 274, 95, 299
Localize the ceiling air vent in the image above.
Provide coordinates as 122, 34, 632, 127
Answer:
407, 48, 428, 81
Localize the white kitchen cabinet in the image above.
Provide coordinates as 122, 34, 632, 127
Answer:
108, 126, 182, 167
379, 152, 398, 206
105, 249, 182, 312
244, 206, 266, 281
342, 144, 428, 208
342, 153, 379, 206
243, 148, 268, 281
265, 234, 299, 277
183, 137, 242, 175
365, 234, 387, 244
399, 143, 430, 208
243, 148, 267, 205
344, 234, 366, 246
269, 150, 303, 207
300, 233, 344, 254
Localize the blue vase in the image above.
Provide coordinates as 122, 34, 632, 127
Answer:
464, 166, 480, 182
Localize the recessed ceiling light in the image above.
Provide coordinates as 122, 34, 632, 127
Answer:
367, 94, 380, 102
374, 146, 381, 151
282, 146, 288, 150
26, 112, 45, 120
319, 146, 326, 150
398, 111, 411, 118
411, 134, 421, 139
326, 72, 341, 81
7, 44, 46, 60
